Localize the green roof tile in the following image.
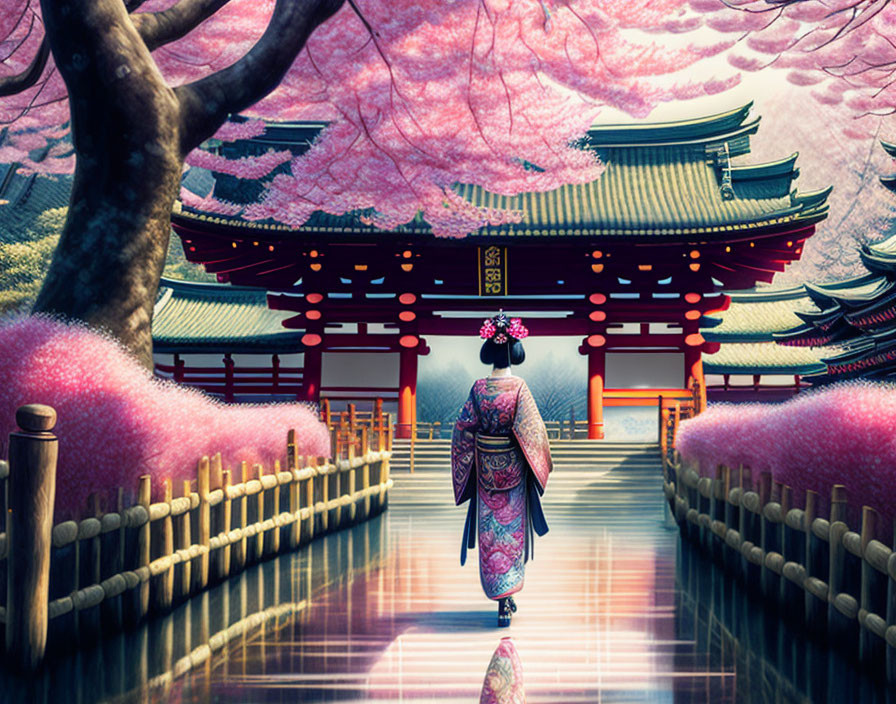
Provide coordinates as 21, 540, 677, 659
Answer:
175, 103, 830, 240
701, 289, 819, 342
702, 342, 829, 374
152, 278, 303, 354
585, 103, 757, 148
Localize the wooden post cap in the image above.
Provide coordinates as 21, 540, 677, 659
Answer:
16, 404, 57, 433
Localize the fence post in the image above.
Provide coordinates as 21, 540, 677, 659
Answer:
827, 485, 852, 643
6, 403, 58, 671
197, 457, 211, 590
177, 480, 192, 602
152, 478, 175, 613
235, 461, 249, 570
255, 463, 266, 559
136, 474, 152, 620
288, 433, 301, 550
219, 468, 233, 580
268, 460, 281, 556
305, 457, 316, 542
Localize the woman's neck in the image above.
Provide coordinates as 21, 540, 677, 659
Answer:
489, 366, 512, 378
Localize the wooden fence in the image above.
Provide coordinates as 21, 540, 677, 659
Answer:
1, 401, 392, 671
657, 382, 702, 455
662, 449, 896, 681
2, 514, 387, 702
676, 536, 885, 703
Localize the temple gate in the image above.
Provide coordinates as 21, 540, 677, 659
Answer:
168, 104, 830, 437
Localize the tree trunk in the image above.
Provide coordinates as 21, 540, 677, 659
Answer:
34, 0, 183, 369
32, 135, 181, 369
29, 0, 345, 367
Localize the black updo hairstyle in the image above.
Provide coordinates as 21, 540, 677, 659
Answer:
480, 339, 525, 368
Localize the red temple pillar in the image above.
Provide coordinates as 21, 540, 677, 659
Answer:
302, 347, 322, 405
397, 346, 418, 439
587, 349, 605, 440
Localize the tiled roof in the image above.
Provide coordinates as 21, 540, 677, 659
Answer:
701, 287, 819, 342
583, 103, 758, 149
174, 103, 830, 240
861, 232, 896, 273
152, 278, 303, 354
451, 147, 818, 238
804, 275, 893, 306
702, 342, 829, 374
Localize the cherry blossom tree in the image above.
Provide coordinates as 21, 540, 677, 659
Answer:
0, 0, 344, 366
693, 0, 896, 135
0, 0, 737, 364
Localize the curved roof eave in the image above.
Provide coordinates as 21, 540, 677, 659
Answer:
586, 102, 754, 146
731, 152, 798, 181
880, 139, 896, 159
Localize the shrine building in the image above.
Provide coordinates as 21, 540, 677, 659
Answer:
696, 139, 896, 396
166, 104, 830, 438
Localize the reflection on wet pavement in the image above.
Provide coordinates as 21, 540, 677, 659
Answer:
1, 450, 890, 703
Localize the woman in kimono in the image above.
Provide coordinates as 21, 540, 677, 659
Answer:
451, 312, 552, 627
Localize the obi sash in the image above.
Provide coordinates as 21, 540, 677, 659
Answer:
460, 434, 549, 566
476, 434, 524, 491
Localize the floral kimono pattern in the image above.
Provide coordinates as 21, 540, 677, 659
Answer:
479, 637, 526, 704
452, 376, 552, 600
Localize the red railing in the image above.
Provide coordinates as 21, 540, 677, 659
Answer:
155, 362, 303, 401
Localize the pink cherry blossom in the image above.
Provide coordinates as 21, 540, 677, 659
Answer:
677, 381, 896, 523
695, 0, 896, 135
1, 0, 741, 237
0, 316, 330, 520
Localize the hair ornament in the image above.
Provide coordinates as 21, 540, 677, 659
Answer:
479, 311, 529, 342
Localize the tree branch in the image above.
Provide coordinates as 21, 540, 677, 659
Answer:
131, 0, 234, 51
0, 35, 50, 98
174, 0, 345, 156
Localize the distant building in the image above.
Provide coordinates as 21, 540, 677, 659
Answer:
701, 140, 896, 396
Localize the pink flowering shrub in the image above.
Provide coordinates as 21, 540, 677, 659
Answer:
676, 382, 896, 523
0, 316, 330, 520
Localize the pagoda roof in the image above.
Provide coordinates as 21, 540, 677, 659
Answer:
880, 175, 896, 194
152, 278, 303, 354
702, 341, 829, 375
879, 139, 896, 194
701, 286, 818, 342
173, 103, 829, 241
804, 274, 894, 308
860, 232, 896, 273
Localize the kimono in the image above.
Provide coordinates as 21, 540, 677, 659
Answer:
451, 375, 552, 600
479, 637, 526, 704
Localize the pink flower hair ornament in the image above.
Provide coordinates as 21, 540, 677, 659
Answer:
479, 312, 529, 342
